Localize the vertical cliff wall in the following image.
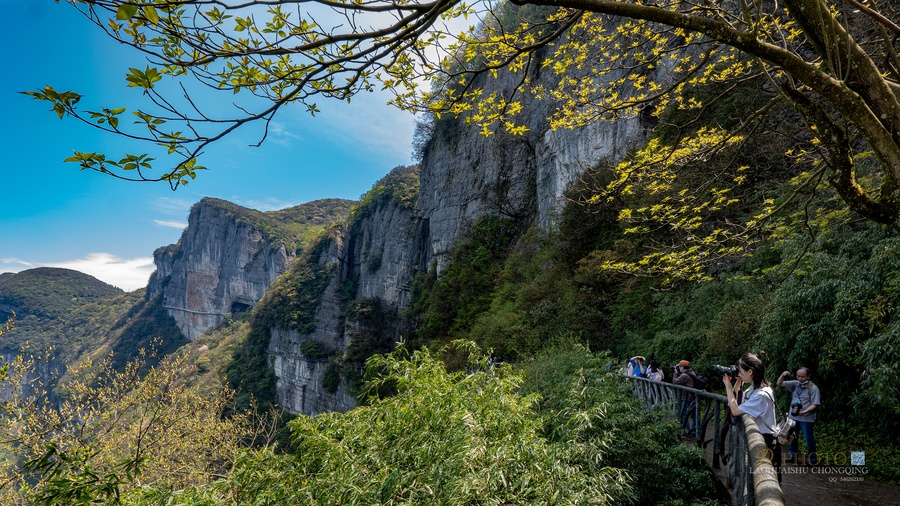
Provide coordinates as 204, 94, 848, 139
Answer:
148, 198, 354, 341
0, 351, 64, 402
146, 34, 657, 415
418, 55, 649, 271
148, 199, 295, 340
262, 168, 429, 415
267, 237, 357, 415
259, 52, 656, 415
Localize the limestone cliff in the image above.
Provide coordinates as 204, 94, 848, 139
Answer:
418, 55, 649, 271
256, 167, 427, 415
149, 39, 656, 416
0, 351, 64, 402
266, 236, 357, 415
148, 198, 353, 340
258, 56, 655, 415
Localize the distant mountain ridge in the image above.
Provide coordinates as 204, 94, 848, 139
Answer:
195, 197, 356, 256
0, 268, 185, 404
0, 267, 136, 373
0, 197, 356, 387
0, 267, 123, 320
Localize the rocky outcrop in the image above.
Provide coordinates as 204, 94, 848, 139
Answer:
347, 199, 430, 310
264, 176, 429, 415
267, 238, 356, 414
148, 198, 295, 340
142, 32, 658, 415
261, 51, 656, 414
0, 351, 64, 402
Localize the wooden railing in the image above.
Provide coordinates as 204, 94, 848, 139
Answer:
623, 375, 784, 506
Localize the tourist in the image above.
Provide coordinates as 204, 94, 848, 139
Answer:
777, 367, 820, 465
673, 360, 697, 438
723, 352, 782, 482
627, 355, 647, 377
647, 359, 664, 381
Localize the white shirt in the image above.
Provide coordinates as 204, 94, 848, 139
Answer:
738, 385, 777, 434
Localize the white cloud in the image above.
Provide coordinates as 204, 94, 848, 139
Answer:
235, 197, 300, 212
267, 121, 304, 147
316, 91, 417, 163
154, 219, 188, 229
0, 258, 34, 271
41, 254, 156, 292
151, 197, 195, 215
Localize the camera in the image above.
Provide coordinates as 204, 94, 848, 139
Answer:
790, 401, 803, 417
711, 364, 738, 377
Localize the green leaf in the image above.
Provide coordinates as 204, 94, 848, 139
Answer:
116, 3, 139, 21
143, 5, 159, 24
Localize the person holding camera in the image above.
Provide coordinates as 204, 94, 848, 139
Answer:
717, 372, 742, 465
627, 356, 648, 377
673, 360, 697, 438
723, 352, 782, 482
778, 367, 820, 465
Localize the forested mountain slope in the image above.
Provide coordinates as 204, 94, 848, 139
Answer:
0, 268, 128, 359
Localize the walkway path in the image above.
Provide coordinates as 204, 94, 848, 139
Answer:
689, 424, 900, 506
779, 467, 900, 506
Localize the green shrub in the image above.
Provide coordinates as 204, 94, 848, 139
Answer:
416, 215, 522, 344
225, 325, 277, 413
520, 342, 723, 505
321, 359, 341, 394
109, 294, 188, 372
344, 298, 398, 364
299, 340, 331, 359
815, 420, 900, 484
133, 342, 637, 505
347, 165, 420, 227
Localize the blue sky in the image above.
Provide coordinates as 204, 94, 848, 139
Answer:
1, 1, 418, 291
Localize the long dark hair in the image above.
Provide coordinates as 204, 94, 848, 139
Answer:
738, 352, 769, 389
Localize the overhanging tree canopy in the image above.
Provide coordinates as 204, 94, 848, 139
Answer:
28, 0, 900, 278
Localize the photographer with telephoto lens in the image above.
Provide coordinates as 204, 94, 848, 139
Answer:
723, 352, 782, 483
777, 367, 820, 465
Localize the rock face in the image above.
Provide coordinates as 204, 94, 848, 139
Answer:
418, 59, 649, 271
259, 56, 654, 416
347, 199, 430, 309
267, 253, 357, 415
0, 351, 64, 403
264, 187, 429, 415
148, 198, 295, 340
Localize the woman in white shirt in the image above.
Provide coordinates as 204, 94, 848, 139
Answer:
647, 359, 664, 381
723, 352, 781, 482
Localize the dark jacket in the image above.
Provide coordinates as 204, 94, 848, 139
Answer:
674, 369, 695, 400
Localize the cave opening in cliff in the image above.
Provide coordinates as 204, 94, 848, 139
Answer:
230, 301, 252, 315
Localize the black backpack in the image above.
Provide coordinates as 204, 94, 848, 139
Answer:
687, 370, 709, 391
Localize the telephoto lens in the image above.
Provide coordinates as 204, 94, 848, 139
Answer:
711, 364, 738, 377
